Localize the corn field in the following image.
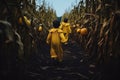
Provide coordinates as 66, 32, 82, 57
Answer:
0, 0, 120, 80
67, 0, 120, 64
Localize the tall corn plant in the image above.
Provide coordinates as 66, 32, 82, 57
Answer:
69, 0, 120, 64
4, 0, 57, 61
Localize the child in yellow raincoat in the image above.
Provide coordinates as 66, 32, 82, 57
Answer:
59, 18, 71, 44
46, 20, 67, 62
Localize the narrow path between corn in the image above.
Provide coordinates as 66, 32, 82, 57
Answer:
24, 40, 94, 80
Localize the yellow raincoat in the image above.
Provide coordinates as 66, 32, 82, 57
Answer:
59, 22, 71, 41
46, 28, 67, 62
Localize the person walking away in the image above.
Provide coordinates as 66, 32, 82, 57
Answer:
46, 20, 67, 62
59, 18, 71, 44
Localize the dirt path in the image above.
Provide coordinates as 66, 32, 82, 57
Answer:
24, 40, 93, 80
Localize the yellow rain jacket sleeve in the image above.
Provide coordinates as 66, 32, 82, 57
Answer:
59, 22, 64, 29
58, 29, 67, 43
46, 30, 52, 44
66, 23, 72, 33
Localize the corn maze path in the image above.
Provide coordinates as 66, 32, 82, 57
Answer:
1, 39, 119, 80
24, 39, 93, 80
23, 38, 120, 80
